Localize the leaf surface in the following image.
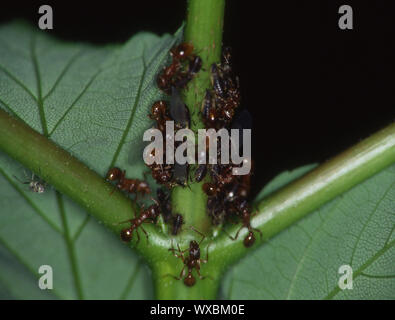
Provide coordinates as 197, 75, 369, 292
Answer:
221, 164, 395, 299
0, 21, 180, 299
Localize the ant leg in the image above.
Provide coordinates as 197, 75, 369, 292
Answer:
179, 265, 186, 279
113, 218, 133, 226
227, 225, 243, 241
13, 175, 29, 184
252, 227, 263, 239
203, 242, 212, 263
109, 185, 117, 196
163, 273, 181, 281
140, 226, 149, 244
135, 229, 141, 245
196, 268, 213, 281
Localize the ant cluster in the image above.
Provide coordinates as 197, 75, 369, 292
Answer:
202, 47, 241, 129
105, 42, 260, 287
145, 42, 202, 233
198, 48, 262, 248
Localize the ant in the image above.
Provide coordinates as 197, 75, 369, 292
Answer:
157, 43, 201, 94
228, 202, 262, 248
149, 100, 171, 133
167, 226, 210, 287
118, 199, 161, 243
106, 167, 151, 198
151, 163, 173, 186
13, 171, 46, 194
170, 42, 194, 61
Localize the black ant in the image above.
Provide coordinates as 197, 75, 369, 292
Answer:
167, 226, 210, 287
118, 199, 161, 244
13, 171, 46, 194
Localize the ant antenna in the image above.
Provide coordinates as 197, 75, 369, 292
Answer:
189, 226, 206, 245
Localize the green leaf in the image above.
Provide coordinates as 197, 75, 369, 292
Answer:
221, 164, 395, 299
0, 21, 181, 299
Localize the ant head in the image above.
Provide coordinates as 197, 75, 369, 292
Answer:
151, 101, 167, 115
203, 183, 216, 196
160, 171, 171, 183
120, 228, 133, 242
184, 273, 196, 287
243, 231, 255, 248
171, 42, 194, 61
106, 167, 121, 181
190, 240, 198, 249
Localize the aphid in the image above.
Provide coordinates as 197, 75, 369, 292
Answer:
173, 55, 203, 89
168, 227, 210, 287
173, 163, 189, 187
207, 196, 226, 225
171, 213, 184, 236
194, 164, 207, 182
119, 199, 161, 243
170, 86, 190, 129
13, 171, 45, 194
106, 167, 151, 197
157, 188, 172, 223
210, 64, 226, 98
221, 46, 233, 73
188, 55, 202, 77
201, 90, 222, 129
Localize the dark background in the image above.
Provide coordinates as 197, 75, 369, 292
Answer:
1, 1, 394, 197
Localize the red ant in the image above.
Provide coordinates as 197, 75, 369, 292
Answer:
157, 42, 201, 94
228, 202, 262, 248
167, 226, 211, 287
149, 101, 172, 133
118, 199, 161, 244
106, 167, 151, 198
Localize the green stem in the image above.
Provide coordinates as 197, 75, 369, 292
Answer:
1, 93, 394, 300
1, 3, 394, 300
209, 121, 395, 270
160, 0, 226, 299
170, 0, 225, 237
0, 108, 164, 262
